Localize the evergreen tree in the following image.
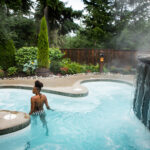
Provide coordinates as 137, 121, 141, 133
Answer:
37, 16, 49, 68
82, 0, 114, 47
0, 35, 16, 70
35, 0, 82, 47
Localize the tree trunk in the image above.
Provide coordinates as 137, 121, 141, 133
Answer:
44, 6, 51, 46
44, 6, 59, 47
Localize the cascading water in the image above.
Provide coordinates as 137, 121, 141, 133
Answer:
133, 57, 150, 130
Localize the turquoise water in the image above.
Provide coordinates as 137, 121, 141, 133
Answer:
0, 81, 150, 150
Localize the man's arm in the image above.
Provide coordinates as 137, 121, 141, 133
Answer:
29, 98, 35, 115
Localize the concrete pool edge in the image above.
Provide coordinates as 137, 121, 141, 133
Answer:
0, 78, 134, 98
0, 110, 30, 135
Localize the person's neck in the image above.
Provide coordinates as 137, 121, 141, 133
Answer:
36, 92, 40, 96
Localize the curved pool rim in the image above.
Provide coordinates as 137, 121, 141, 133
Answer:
0, 110, 30, 135
0, 79, 133, 98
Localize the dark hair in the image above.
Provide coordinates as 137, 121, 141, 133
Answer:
35, 80, 43, 91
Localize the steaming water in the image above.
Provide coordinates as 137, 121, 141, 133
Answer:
0, 81, 150, 150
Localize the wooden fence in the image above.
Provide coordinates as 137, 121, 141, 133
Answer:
61, 49, 138, 67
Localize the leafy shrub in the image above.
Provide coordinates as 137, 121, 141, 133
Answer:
50, 61, 61, 74
0, 39, 16, 70
23, 60, 38, 75
50, 57, 100, 75
15, 47, 37, 69
0, 69, 4, 78
0, 66, 3, 70
37, 17, 49, 69
7, 67, 18, 76
49, 48, 65, 74
60, 60, 99, 74
50, 48, 65, 61
84, 64, 99, 73
67, 62, 83, 74
60, 67, 69, 75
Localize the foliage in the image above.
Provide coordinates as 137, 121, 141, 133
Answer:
0, 66, 3, 70
0, 0, 32, 14
35, 0, 82, 47
10, 15, 37, 48
37, 17, 49, 68
49, 48, 65, 61
50, 61, 61, 74
23, 60, 38, 75
50, 56, 99, 75
82, 0, 114, 47
108, 0, 150, 50
66, 62, 83, 74
84, 64, 99, 73
63, 62, 99, 74
63, 31, 102, 49
59, 58, 99, 74
0, 69, 4, 78
60, 67, 69, 75
0, 39, 16, 70
0, 3, 37, 50
7, 67, 18, 76
49, 48, 65, 74
15, 47, 37, 69
16, 47, 63, 73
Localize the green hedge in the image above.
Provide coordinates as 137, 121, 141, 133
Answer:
0, 39, 16, 70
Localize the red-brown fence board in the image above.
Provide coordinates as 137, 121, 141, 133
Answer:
61, 49, 140, 67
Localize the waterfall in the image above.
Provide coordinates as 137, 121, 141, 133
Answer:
134, 58, 150, 130
147, 101, 150, 129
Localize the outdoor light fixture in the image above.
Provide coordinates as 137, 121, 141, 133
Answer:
100, 53, 104, 62
99, 52, 104, 73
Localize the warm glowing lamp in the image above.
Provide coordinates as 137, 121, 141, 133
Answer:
100, 53, 104, 63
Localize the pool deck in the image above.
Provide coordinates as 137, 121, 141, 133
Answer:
0, 73, 136, 135
0, 73, 136, 97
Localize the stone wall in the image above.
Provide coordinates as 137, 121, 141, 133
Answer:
133, 58, 150, 130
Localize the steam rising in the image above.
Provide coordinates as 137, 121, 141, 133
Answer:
112, 0, 150, 52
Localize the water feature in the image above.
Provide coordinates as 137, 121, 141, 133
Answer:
0, 81, 150, 150
133, 57, 150, 130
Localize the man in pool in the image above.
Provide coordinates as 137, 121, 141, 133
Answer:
29, 80, 52, 115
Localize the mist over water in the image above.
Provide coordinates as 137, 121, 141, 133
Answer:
111, 0, 150, 51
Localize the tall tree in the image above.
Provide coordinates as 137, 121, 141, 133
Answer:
82, 0, 114, 47
110, 0, 150, 50
81, 0, 150, 49
0, 0, 32, 14
10, 15, 37, 48
35, 0, 82, 47
0, 0, 37, 48
0, 35, 16, 69
37, 16, 49, 69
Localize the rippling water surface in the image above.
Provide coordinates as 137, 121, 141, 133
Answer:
0, 81, 150, 150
